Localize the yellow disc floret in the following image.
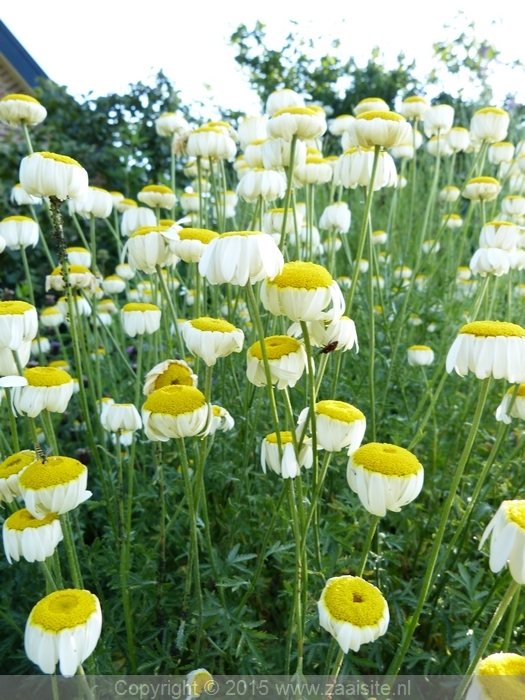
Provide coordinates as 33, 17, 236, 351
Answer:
122, 303, 160, 313
6, 509, 58, 531
30, 589, 97, 633
190, 317, 237, 333
0, 451, 36, 479
19, 456, 86, 490
3, 215, 34, 223
477, 653, 525, 700
154, 364, 194, 390
140, 184, 173, 194
323, 576, 385, 626
352, 443, 422, 476
475, 107, 509, 117
273, 106, 318, 117
130, 226, 168, 237
143, 385, 206, 416
265, 431, 294, 445
467, 176, 500, 186
459, 321, 525, 338
504, 501, 525, 530
178, 228, 219, 243
24, 367, 72, 387
316, 400, 364, 424
249, 336, 301, 361
356, 110, 405, 122
35, 152, 82, 167
269, 261, 332, 290
221, 230, 260, 238
409, 345, 432, 352
0, 300, 34, 316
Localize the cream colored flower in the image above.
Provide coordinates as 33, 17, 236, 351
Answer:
183, 317, 244, 366
12, 367, 74, 417
318, 575, 389, 653
0, 216, 39, 249
238, 115, 269, 149
267, 106, 326, 142
142, 385, 211, 441
199, 231, 284, 286
187, 126, 236, 160
423, 104, 454, 137
400, 95, 428, 120
236, 168, 287, 203
45, 265, 97, 293
261, 431, 312, 479
297, 400, 366, 453
261, 137, 307, 169
407, 345, 434, 366
19, 455, 91, 518
470, 107, 510, 144
121, 206, 156, 237
10, 183, 42, 206
318, 203, 351, 234
495, 384, 525, 423
354, 97, 389, 116
126, 225, 177, 273
261, 261, 344, 322
347, 442, 424, 516
480, 500, 525, 583
463, 177, 501, 202
334, 148, 397, 190
246, 335, 308, 390
121, 302, 161, 337
143, 359, 198, 395
25, 589, 102, 676
466, 653, 525, 700
0, 450, 36, 504
265, 89, 305, 117
20, 152, 88, 201
354, 111, 411, 149
446, 320, 525, 382
138, 184, 176, 210
155, 112, 189, 137
3, 509, 62, 564
70, 186, 113, 219
0, 94, 47, 126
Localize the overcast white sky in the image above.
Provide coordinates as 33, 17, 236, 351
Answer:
2, 1, 525, 117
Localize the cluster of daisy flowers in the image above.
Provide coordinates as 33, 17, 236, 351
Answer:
2, 81, 525, 681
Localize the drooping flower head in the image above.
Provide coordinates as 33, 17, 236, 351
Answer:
142, 385, 211, 441
480, 500, 525, 583
297, 400, 366, 453
3, 509, 63, 564
466, 653, 525, 700
20, 152, 88, 201
347, 443, 424, 516
0, 94, 47, 126
12, 367, 75, 417
25, 589, 102, 676
446, 320, 525, 382
247, 335, 308, 390
0, 450, 36, 504
261, 261, 344, 322
318, 575, 389, 653
183, 317, 244, 366
261, 431, 312, 479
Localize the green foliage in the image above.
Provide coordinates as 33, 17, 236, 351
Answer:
230, 21, 419, 115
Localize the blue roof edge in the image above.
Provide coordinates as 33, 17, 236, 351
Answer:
0, 19, 49, 89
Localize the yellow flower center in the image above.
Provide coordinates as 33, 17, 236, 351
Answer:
0, 300, 34, 316
41, 307, 61, 316
110, 191, 123, 197
323, 576, 386, 626
190, 671, 214, 696
2, 93, 40, 104
34, 152, 82, 167
154, 364, 195, 390
122, 303, 160, 313
358, 97, 386, 104
48, 360, 69, 369
409, 345, 431, 352
140, 184, 173, 194
352, 443, 422, 476
104, 275, 123, 282
269, 261, 332, 290
178, 228, 219, 243
507, 385, 525, 398
336, 113, 354, 119
356, 110, 405, 122
492, 142, 513, 148
250, 139, 267, 146
6, 508, 58, 531
273, 106, 318, 117
459, 321, 525, 338
30, 589, 97, 633
66, 246, 89, 253
221, 230, 260, 238
0, 451, 36, 479
504, 501, 525, 530
442, 186, 459, 191
305, 156, 327, 165
130, 226, 167, 237
190, 317, 237, 333
249, 336, 301, 361
265, 431, 294, 444
194, 126, 224, 135
19, 456, 86, 490
2, 215, 34, 223
485, 220, 514, 228
451, 127, 469, 133
403, 96, 426, 104
476, 107, 509, 117
24, 367, 72, 387
477, 653, 525, 700
445, 214, 462, 221
143, 385, 206, 416
120, 198, 137, 207
50, 265, 91, 276
467, 176, 500, 186
316, 400, 364, 423
160, 219, 175, 227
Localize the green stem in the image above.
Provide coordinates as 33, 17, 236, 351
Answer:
345, 146, 381, 317
59, 513, 84, 589
502, 586, 520, 652
356, 515, 380, 576
454, 580, 520, 700
279, 135, 297, 253
387, 376, 492, 677
4, 388, 20, 452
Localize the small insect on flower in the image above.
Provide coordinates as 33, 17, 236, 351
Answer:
319, 341, 339, 354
